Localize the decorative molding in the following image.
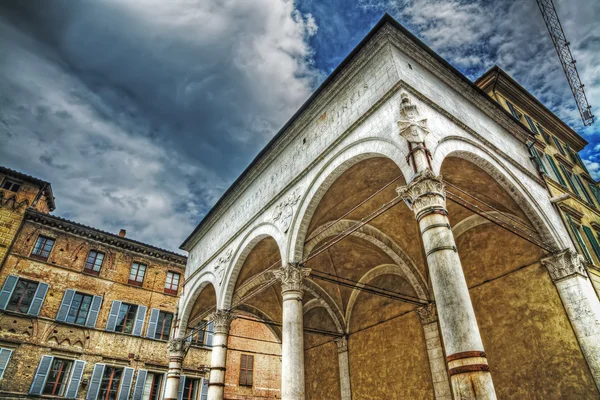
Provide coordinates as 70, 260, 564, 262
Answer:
557, 203, 584, 222
397, 92, 430, 144
210, 310, 236, 334
0, 191, 29, 212
273, 263, 311, 295
168, 338, 191, 357
272, 188, 302, 233
416, 303, 437, 325
213, 248, 233, 286
334, 336, 348, 354
396, 170, 446, 220
541, 249, 588, 281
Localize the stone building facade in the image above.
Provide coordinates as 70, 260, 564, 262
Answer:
174, 14, 600, 400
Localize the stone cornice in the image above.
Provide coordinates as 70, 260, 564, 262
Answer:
25, 209, 187, 265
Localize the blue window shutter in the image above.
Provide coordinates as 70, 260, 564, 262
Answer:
64, 360, 86, 399
0, 348, 13, 380
27, 282, 49, 316
0, 275, 19, 310
132, 369, 148, 400
206, 322, 214, 347
86, 363, 105, 400
30, 355, 54, 395
85, 295, 103, 328
506, 101, 520, 119
177, 376, 186, 400
106, 301, 122, 332
118, 367, 134, 400
56, 289, 76, 322
200, 378, 209, 400
146, 308, 160, 338
132, 305, 147, 337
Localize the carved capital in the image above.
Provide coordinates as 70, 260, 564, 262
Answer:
210, 310, 236, 334
416, 303, 437, 325
397, 93, 430, 144
541, 249, 588, 282
334, 336, 348, 354
274, 263, 311, 295
396, 170, 446, 220
168, 338, 190, 357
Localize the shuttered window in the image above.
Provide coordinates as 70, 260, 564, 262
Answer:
589, 184, 600, 206
179, 377, 203, 400
536, 123, 551, 143
566, 213, 593, 263
506, 100, 520, 120
560, 164, 579, 194
583, 226, 600, 264
0, 275, 49, 316
574, 175, 594, 205
239, 354, 254, 386
552, 137, 566, 155
88, 365, 129, 400
146, 309, 173, 340
546, 156, 567, 187
31, 235, 55, 261
106, 301, 146, 336
0, 348, 12, 380
524, 115, 538, 134
30, 356, 85, 398
56, 290, 102, 328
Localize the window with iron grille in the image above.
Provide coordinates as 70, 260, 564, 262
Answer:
128, 262, 147, 286
31, 235, 55, 261
164, 272, 180, 295
239, 354, 253, 386
84, 251, 105, 275
42, 358, 73, 397
1, 179, 21, 193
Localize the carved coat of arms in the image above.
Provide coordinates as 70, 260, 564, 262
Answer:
272, 189, 302, 233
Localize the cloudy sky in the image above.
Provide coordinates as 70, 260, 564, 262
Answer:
1, 0, 598, 252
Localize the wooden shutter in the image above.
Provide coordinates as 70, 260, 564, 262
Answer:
200, 378, 209, 400
206, 321, 214, 347
86, 363, 105, 400
56, 289, 76, 322
0, 348, 12, 380
589, 184, 600, 205
560, 165, 578, 193
132, 369, 148, 400
583, 226, 600, 261
159, 372, 167, 400
240, 354, 247, 385
30, 355, 54, 395
177, 376, 186, 400
106, 301, 122, 332
524, 115, 538, 134
546, 155, 567, 187
118, 367, 135, 400
0, 275, 18, 310
566, 213, 593, 262
64, 360, 86, 399
574, 175, 594, 204
132, 305, 147, 336
146, 308, 160, 338
27, 282, 49, 316
85, 295, 103, 328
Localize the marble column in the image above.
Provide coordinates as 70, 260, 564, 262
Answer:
541, 250, 600, 391
274, 263, 310, 400
165, 338, 189, 400
334, 336, 352, 400
396, 92, 496, 399
207, 310, 236, 400
416, 304, 451, 400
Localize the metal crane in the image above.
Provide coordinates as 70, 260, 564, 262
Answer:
536, 0, 594, 126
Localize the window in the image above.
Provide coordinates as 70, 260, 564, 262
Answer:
1, 179, 21, 192
0, 348, 13, 380
164, 272, 180, 295
43, 358, 73, 397
583, 226, 600, 264
99, 366, 123, 400
566, 213, 593, 263
181, 377, 208, 400
87, 364, 134, 400
524, 115, 538, 134
115, 303, 138, 334
560, 164, 579, 194
506, 100, 521, 120
0, 275, 48, 316
574, 175, 594, 205
187, 320, 214, 347
85, 251, 105, 275
546, 155, 567, 187
106, 301, 146, 336
142, 372, 164, 400
155, 311, 173, 341
536, 123, 551, 143
589, 184, 600, 206
56, 290, 102, 327
129, 262, 147, 286
31, 235, 55, 261
66, 293, 93, 325
552, 137, 566, 155
239, 354, 253, 386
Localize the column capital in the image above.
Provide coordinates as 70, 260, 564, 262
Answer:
416, 303, 438, 325
541, 249, 588, 281
397, 92, 430, 144
168, 338, 190, 358
334, 336, 348, 354
210, 310, 236, 334
274, 263, 311, 295
396, 170, 446, 220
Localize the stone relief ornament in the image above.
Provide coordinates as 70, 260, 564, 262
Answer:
213, 248, 233, 286
541, 249, 588, 281
168, 337, 191, 357
272, 188, 302, 233
334, 336, 348, 353
397, 92, 430, 144
415, 303, 437, 325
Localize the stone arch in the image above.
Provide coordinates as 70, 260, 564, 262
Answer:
452, 212, 528, 239
220, 222, 286, 310
304, 220, 428, 299
287, 138, 412, 263
178, 273, 217, 335
304, 279, 345, 334
432, 137, 565, 250
346, 263, 411, 331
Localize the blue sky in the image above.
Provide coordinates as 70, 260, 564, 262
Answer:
0, 0, 598, 252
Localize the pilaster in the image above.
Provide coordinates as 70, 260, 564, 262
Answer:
334, 336, 352, 400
